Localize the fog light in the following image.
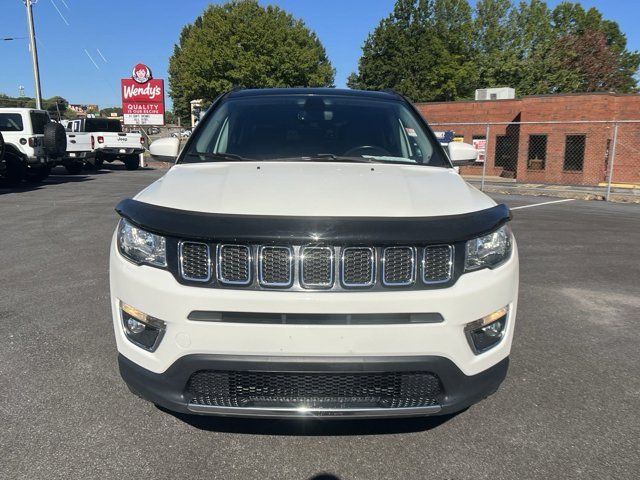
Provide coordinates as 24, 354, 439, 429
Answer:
125, 317, 146, 334
120, 301, 166, 351
465, 307, 508, 354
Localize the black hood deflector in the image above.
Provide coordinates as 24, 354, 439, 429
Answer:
115, 198, 511, 245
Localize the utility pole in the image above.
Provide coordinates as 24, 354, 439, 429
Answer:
24, 0, 42, 109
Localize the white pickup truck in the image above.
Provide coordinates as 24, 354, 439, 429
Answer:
0, 107, 67, 185
58, 120, 95, 174
66, 118, 145, 170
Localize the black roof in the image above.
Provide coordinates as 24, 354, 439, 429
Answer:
227, 87, 403, 101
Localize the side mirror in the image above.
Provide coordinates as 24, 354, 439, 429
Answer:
149, 137, 180, 162
448, 142, 478, 166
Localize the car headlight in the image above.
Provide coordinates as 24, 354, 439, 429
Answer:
117, 218, 167, 267
464, 224, 512, 271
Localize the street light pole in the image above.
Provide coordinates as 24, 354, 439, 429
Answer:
24, 0, 42, 109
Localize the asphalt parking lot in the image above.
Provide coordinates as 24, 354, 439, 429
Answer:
1, 165, 638, 480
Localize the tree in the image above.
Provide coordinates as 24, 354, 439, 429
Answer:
506, 0, 556, 95
63, 109, 78, 120
169, 0, 335, 122
348, 0, 477, 102
549, 30, 632, 93
0, 94, 73, 116
473, 0, 518, 90
549, 2, 639, 93
350, 0, 639, 99
42, 96, 69, 119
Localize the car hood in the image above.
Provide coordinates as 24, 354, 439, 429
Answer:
135, 161, 495, 217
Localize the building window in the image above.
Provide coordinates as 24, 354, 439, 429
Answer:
527, 134, 547, 170
495, 135, 518, 169
564, 135, 586, 171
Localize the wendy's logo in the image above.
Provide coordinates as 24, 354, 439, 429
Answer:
132, 63, 152, 84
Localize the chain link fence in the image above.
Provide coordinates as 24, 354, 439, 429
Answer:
430, 121, 640, 201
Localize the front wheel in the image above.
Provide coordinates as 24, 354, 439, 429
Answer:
123, 155, 140, 171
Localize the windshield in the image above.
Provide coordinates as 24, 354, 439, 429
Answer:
182, 94, 447, 166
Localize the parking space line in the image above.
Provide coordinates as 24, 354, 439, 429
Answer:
510, 198, 575, 210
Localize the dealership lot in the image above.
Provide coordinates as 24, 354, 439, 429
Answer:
0, 166, 638, 480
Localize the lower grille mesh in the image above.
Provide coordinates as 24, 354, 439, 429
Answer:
187, 370, 443, 409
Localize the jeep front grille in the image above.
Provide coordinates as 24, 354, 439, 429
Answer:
178, 243, 455, 290
186, 370, 443, 409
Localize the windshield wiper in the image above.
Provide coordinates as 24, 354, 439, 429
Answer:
293, 154, 374, 164
185, 152, 249, 162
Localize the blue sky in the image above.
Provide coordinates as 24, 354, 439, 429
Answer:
1, 0, 638, 109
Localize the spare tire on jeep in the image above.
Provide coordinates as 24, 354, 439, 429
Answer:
43, 122, 67, 157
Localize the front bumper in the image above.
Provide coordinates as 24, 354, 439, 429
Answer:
64, 151, 94, 161
98, 147, 144, 157
119, 353, 509, 418
110, 232, 518, 417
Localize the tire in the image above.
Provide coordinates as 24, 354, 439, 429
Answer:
0, 131, 5, 160
123, 155, 140, 170
25, 164, 51, 183
1, 151, 26, 186
83, 157, 102, 171
43, 122, 67, 157
64, 162, 83, 175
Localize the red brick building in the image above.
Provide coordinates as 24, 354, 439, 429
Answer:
416, 93, 640, 185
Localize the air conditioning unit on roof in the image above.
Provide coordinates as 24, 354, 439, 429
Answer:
475, 88, 515, 101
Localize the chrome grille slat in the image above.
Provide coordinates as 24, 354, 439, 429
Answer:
179, 241, 211, 282
259, 246, 293, 287
217, 245, 251, 285
382, 247, 416, 286
300, 247, 334, 288
423, 245, 453, 284
341, 247, 375, 287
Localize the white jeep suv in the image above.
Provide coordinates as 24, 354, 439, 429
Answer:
0, 108, 66, 184
110, 88, 518, 419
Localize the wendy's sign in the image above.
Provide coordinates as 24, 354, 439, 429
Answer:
121, 63, 165, 125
